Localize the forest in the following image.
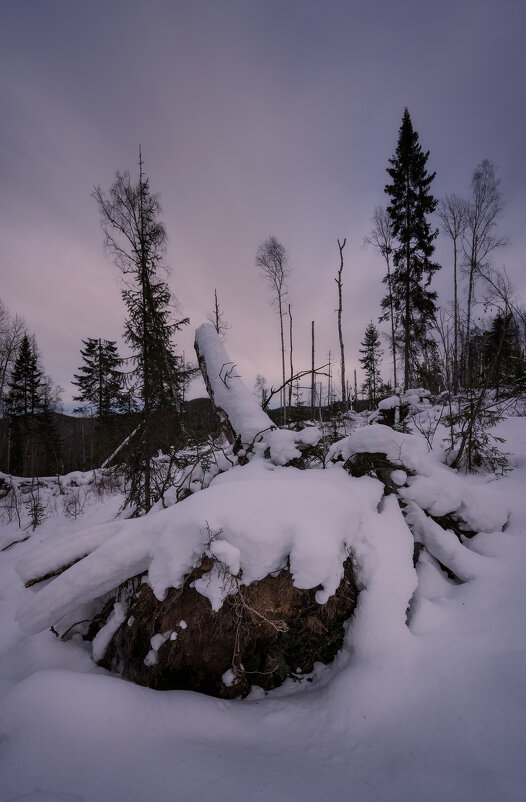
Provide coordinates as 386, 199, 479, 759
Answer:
1, 110, 524, 483
1, 108, 526, 802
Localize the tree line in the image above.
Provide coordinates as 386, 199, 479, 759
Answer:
1, 109, 525, 500
256, 108, 525, 416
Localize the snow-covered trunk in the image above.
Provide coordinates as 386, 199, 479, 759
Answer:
194, 324, 274, 449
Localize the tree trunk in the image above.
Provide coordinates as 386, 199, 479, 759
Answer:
386, 257, 397, 390
311, 321, 315, 419
278, 296, 286, 425
336, 238, 346, 410
288, 304, 294, 411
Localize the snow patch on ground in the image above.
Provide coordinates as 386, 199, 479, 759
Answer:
1, 416, 525, 801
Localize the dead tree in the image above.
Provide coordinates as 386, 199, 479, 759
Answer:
208, 289, 230, 340
311, 321, 315, 419
438, 195, 467, 393
288, 304, 294, 411
366, 207, 397, 389
335, 238, 347, 410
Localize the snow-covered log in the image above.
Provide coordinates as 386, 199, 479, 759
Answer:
194, 323, 274, 448
194, 323, 322, 465
329, 423, 509, 582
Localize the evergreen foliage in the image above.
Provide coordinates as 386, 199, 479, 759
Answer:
93, 152, 191, 514
359, 322, 383, 407
73, 337, 125, 419
6, 335, 61, 476
384, 109, 440, 390
72, 337, 128, 468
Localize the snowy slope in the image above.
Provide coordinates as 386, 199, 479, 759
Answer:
0, 418, 526, 801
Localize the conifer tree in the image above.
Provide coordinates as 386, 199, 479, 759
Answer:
73, 338, 124, 419
6, 335, 60, 475
359, 322, 383, 407
72, 338, 126, 467
7, 335, 42, 474
384, 109, 440, 390
7, 335, 42, 419
93, 151, 190, 514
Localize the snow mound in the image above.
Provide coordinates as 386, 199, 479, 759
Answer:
16, 462, 388, 636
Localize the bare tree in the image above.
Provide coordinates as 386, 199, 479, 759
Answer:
462, 160, 507, 384
438, 194, 468, 393
366, 207, 397, 389
208, 288, 230, 339
335, 238, 347, 410
311, 321, 315, 419
255, 236, 289, 425
288, 303, 294, 411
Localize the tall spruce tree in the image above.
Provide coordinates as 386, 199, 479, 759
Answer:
93, 151, 190, 514
383, 109, 439, 390
359, 322, 383, 407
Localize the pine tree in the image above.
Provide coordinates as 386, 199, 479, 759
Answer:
359, 322, 383, 407
384, 109, 440, 390
93, 151, 190, 514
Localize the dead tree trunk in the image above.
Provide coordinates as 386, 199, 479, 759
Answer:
288, 304, 294, 411
336, 238, 347, 410
311, 321, 315, 419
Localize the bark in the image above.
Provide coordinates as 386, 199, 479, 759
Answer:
336, 238, 347, 409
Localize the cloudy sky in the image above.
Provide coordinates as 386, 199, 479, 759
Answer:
1, 0, 525, 406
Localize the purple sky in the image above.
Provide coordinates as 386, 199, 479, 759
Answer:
1, 0, 525, 407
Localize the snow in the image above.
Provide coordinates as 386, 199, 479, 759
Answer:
390, 469, 407, 486
144, 630, 173, 666
148, 462, 383, 607
194, 323, 322, 463
378, 394, 400, 410
330, 423, 509, 532
1, 415, 526, 801
92, 601, 128, 662
195, 323, 273, 445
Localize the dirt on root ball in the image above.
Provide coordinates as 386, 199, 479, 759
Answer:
98, 555, 357, 698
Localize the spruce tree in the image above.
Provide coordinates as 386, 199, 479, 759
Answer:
6, 335, 43, 475
73, 338, 124, 419
6, 335, 60, 476
383, 109, 439, 390
93, 151, 190, 514
359, 322, 383, 407
73, 337, 126, 467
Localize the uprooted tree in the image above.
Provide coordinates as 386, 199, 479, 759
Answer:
14, 326, 508, 701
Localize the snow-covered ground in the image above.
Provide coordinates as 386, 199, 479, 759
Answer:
1, 417, 526, 801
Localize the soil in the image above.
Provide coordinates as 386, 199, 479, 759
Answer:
97, 555, 357, 698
